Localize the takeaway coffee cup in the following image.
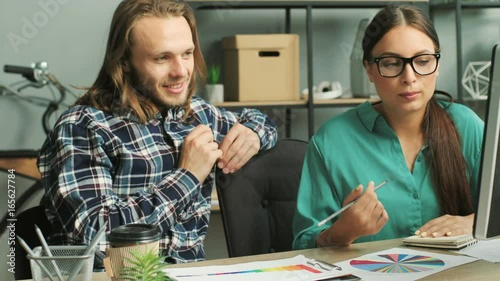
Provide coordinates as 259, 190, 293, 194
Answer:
104, 224, 161, 280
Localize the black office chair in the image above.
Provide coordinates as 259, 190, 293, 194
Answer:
14, 204, 51, 280
215, 138, 308, 257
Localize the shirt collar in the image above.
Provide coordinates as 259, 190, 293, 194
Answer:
110, 108, 155, 123
356, 101, 383, 132
356, 100, 430, 150
111, 106, 186, 123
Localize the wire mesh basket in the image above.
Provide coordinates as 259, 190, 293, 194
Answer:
27, 245, 95, 281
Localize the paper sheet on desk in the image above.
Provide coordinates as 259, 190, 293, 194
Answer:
456, 238, 500, 262
334, 247, 477, 281
164, 255, 350, 281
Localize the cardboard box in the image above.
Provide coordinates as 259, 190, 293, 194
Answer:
222, 34, 299, 102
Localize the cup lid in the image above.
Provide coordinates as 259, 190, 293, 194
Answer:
108, 224, 161, 244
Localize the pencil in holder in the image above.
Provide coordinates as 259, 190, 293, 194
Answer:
28, 245, 95, 281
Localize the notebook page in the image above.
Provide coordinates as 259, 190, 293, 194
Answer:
456, 238, 500, 263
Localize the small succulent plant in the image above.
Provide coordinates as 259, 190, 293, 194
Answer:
119, 249, 172, 281
207, 64, 221, 84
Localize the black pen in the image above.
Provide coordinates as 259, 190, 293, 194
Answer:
317, 180, 388, 227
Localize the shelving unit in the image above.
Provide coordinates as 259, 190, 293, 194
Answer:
187, 0, 429, 138
214, 98, 379, 108
213, 98, 378, 137
430, 0, 500, 103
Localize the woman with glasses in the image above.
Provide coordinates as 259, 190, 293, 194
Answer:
293, 4, 484, 249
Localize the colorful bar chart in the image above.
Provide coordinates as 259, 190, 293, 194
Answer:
175, 263, 322, 278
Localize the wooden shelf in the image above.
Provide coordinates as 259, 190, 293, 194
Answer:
0, 150, 41, 180
312, 97, 378, 106
212, 98, 379, 138
214, 100, 306, 108
213, 97, 378, 108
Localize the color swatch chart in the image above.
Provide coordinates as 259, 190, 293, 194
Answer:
335, 247, 478, 281
165, 255, 348, 281
350, 254, 445, 273
175, 264, 322, 278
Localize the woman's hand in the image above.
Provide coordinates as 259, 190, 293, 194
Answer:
415, 214, 475, 238
317, 181, 389, 247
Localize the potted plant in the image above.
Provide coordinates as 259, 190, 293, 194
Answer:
119, 248, 172, 281
206, 64, 224, 104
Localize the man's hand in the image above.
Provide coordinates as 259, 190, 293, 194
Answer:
179, 125, 222, 182
217, 123, 260, 174
415, 214, 474, 238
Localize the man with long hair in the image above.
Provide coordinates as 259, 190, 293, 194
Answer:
38, 0, 277, 263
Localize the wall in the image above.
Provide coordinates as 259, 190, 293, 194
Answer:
433, 8, 499, 119
1, 1, 500, 280
1, 0, 116, 150
0, 1, 119, 279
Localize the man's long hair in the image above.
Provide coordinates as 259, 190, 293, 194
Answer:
75, 0, 206, 123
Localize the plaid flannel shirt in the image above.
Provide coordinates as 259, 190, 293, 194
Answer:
38, 96, 277, 262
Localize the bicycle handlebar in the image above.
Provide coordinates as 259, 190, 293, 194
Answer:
4, 64, 33, 75
3, 62, 67, 134
4, 64, 39, 83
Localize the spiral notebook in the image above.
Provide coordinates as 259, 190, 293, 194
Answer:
402, 234, 478, 250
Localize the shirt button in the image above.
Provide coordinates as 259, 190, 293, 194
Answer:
417, 157, 421, 162
412, 193, 419, 199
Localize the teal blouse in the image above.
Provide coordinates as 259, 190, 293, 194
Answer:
293, 101, 484, 250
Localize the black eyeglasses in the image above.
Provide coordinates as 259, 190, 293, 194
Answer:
369, 53, 441, 78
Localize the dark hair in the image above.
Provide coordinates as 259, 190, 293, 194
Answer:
362, 5, 473, 216
75, 0, 206, 123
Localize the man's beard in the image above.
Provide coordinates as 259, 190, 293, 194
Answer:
128, 66, 189, 110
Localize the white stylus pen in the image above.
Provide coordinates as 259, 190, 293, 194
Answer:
317, 180, 388, 227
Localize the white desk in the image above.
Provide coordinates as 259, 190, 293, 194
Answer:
21, 238, 498, 280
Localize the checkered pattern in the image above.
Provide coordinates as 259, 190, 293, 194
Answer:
38, 96, 277, 262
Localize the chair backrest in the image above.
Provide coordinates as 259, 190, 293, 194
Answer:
14, 205, 51, 280
215, 138, 308, 257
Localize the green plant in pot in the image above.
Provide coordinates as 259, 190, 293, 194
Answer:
206, 64, 224, 104
207, 64, 221, 85
119, 248, 172, 281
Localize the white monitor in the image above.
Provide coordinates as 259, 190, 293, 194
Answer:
474, 44, 500, 240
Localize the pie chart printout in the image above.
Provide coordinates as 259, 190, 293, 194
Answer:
349, 254, 445, 273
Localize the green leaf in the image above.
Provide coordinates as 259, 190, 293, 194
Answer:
119, 248, 173, 281
207, 64, 221, 84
